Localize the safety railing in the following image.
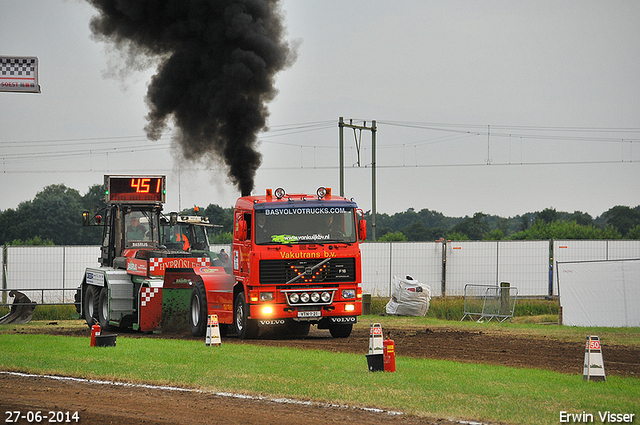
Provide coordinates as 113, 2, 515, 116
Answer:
0, 288, 80, 307
461, 283, 518, 323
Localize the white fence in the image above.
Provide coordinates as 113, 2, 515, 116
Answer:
361, 242, 443, 297
2, 246, 100, 303
2, 240, 639, 303
444, 240, 550, 297
361, 240, 551, 297
553, 240, 640, 295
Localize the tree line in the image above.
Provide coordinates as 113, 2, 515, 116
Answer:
369, 206, 640, 241
0, 183, 638, 246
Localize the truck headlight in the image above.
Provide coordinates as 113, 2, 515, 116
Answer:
345, 304, 355, 312
289, 293, 300, 303
260, 292, 274, 302
321, 291, 331, 302
342, 289, 356, 299
311, 292, 320, 302
300, 292, 310, 303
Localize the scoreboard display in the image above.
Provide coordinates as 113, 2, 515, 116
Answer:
105, 175, 166, 203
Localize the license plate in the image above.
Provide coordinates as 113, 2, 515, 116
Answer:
297, 310, 321, 318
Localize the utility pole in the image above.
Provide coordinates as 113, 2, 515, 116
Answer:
338, 117, 377, 241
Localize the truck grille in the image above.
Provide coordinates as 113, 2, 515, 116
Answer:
259, 258, 356, 285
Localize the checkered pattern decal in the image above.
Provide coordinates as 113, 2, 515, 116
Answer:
139, 286, 163, 332
141, 287, 160, 307
0, 57, 39, 92
0, 58, 36, 76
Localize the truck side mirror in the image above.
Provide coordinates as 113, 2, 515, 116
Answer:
358, 218, 367, 241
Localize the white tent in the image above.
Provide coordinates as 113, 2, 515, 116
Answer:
557, 259, 640, 327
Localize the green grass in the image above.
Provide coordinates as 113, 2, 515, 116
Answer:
0, 331, 638, 425
0, 304, 77, 321
2, 297, 558, 323
369, 296, 560, 322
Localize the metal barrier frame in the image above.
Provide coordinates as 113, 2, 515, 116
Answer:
0, 288, 80, 307
461, 283, 518, 323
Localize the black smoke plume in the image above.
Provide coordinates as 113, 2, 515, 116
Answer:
87, 0, 295, 196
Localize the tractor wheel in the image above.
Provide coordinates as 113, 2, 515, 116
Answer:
98, 286, 110, 329
189, 281, 208, 337
234, 292, 259, 339
83, 285, 100, 328
329, 323, 353, 338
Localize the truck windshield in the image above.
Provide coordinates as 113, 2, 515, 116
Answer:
255, 206, 357, 245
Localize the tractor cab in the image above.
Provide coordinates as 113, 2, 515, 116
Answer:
160, 214, 213, 252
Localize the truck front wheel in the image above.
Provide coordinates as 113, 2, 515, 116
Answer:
234, 292, 259, 339
190, 282, 208, 337
329, 323, 353, 338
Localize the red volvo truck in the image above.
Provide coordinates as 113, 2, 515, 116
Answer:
186, 186, 367, 338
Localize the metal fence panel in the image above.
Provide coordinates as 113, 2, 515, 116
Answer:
390, 242, 443, 297
461, 284, 518, 322
64, 246, 101, 297
497, 240, 550, 296
607, 240, 640, 260
481, 286, 518, 322
0, 249, 4, 303
360, 242, 391, 296
446, 241, 498, 295
553, 240, 640, 296
5, 246, 100, 303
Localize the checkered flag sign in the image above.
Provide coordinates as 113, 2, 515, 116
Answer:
0, 56, 40, 93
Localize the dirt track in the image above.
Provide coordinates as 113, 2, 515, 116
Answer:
1, 323, 639, 424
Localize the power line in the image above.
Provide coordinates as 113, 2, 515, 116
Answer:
1, 120, 638, 167
2, 157, 636, 174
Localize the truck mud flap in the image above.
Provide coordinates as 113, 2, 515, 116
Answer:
161, 288, 191, 333
0, 291, 37, 325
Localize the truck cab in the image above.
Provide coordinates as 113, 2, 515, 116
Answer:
226, 186, 366, 338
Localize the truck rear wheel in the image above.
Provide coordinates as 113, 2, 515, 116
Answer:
190, 282, 208, 337
234, 292, 259, 339
83, 285, 100, 327
98, 286, 110, 329
329, 323, 353, 338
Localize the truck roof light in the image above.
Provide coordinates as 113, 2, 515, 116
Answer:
274, 187, 285, 199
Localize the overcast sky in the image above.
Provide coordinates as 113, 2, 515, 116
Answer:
1, 0, 638, 219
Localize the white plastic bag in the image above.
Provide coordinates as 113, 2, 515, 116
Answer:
385, 275, 431, 316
